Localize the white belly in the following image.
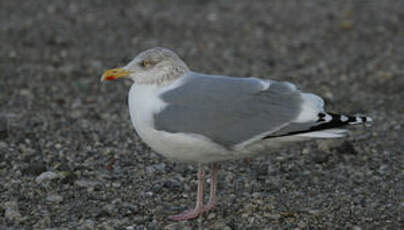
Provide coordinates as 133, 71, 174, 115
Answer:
128, 83, 234, 163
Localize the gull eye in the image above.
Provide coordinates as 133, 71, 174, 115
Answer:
142, 60, 152, 68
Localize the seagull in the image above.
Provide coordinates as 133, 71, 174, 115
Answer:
101, 47, 372, 221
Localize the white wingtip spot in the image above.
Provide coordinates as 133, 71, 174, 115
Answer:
341, 115, 348, 122
324, 113, 332, 122
349, 117, 362, 125
365, 116, 373, 127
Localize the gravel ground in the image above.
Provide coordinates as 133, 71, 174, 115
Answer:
1, 0, 403, 229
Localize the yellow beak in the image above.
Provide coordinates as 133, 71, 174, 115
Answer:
101, 68, 130, 81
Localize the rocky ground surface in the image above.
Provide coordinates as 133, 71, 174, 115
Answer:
1, 0, 403, 229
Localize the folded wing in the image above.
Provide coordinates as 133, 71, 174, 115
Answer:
154, 72, 311, 147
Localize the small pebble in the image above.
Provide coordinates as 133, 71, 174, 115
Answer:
75, 179, 100, 188
35, 171, 60, 185
46, 194, 63, 203
164, 222, 192, 230
4, 201, 22, 222
112, 181, 121, 188
78, 219, 95, 230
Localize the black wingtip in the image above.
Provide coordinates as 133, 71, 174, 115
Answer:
263, 112, 372, 139
318, 113, 372, 128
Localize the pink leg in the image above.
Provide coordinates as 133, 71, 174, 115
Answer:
168, 164, 205, 221
203, 163, 218, 211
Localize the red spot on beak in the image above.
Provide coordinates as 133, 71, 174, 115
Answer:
105, 76, 116, 81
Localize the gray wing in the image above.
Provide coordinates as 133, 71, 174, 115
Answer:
154, 72, 304, 147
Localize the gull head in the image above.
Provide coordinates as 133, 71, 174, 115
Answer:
101, 47, 189, 84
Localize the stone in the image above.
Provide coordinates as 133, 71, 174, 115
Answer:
35, 171, 61, 185
4, 201, 22, 222
46, 194, 63, 203
74, 179, 101, 188
164, 222, 192, 230
78, 219, 96, 230
0, 117, 7, 140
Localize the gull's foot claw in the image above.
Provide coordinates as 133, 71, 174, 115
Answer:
168, 208, 203, 221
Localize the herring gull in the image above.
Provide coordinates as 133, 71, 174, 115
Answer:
101, 47, 372, 221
